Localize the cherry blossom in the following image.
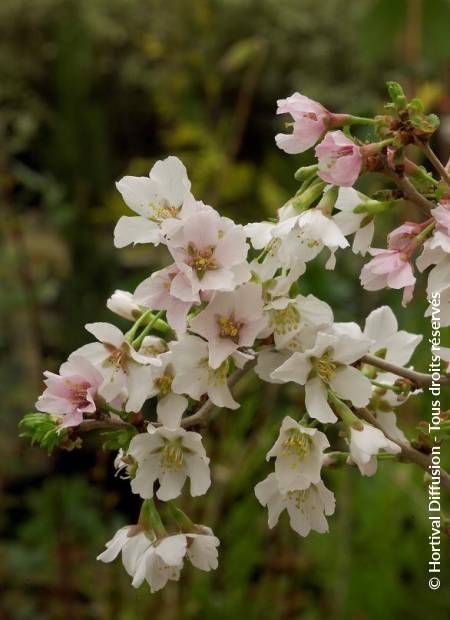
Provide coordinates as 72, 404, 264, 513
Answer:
388, 222, 423, 251
262, 293, 333, 351
275, 93, 329, 154
267, 417, 329, 492
185, 530, 220, 572
134, 265, 197, 335
315, 131, 362, 187
190, 283, 267, 369
70, 322, 161, 412
348, 422, 401, 476
97, 526, 219, 592
170, 335, 246, 409
143, 350, 188, 428
430, 202, 450, 253
127, 425, 210, 501
114, 156, 207, 248
167, 209, 250, 296
255, 473, 336, 537
363, 306, 422, 366
107, 289, 141, 321
360, 249, 416, 306
273, 207, 349, 271
36, 356, 103, 428
332, 187, 375, 255
97, 527, 185, 592
271, 329, 373, 423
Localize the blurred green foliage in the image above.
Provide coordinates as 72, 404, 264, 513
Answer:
1, 1, 450, 618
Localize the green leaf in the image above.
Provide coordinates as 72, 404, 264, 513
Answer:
387, 81, 407, 111
19, 413, 70, 454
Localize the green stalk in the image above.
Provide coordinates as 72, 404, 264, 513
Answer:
132, 309, 166, 350
125, 309, 154, 342
139, 498, 166, 538
328, 390, 363, 431
167, 502, 195, 532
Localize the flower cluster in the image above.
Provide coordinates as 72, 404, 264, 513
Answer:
27, 82, 450, 593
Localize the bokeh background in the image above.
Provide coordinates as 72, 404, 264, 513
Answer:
1, 1, 450, 618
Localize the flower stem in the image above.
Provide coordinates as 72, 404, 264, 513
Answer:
417, 140, 450, 188
327, 390, 363, 430
132, 309, 166, 350
167, 501, 195, 532
139, 498, 166, 538
125, 309, 154, 342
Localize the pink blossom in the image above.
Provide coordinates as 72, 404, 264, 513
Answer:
167, 210, 250, 296
134, 265, 196, 334
315, 131, 362, 187
387, 222, 422, 251
360, 249, 416, 306
432, 202, 450, 236
275, 93, 329, 154
190, 283, 267, 368
36, 356, 103, 428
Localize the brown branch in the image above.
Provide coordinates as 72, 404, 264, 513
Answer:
383, 169, 436, 211
361, 354, 450, 388
417, 140, 450, 188
77, 418, 132, 432
356, 407, 450, 493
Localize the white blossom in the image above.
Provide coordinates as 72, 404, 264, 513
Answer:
127, 425, 210, 501
348, 422, 401, 476
70, 322, 161, 412
332, 187, 375, 255
107, 290, 141, 321
170, 335, 246, 409
267, 416, 329, 492
255, 473, 335, 537
271, 330, 373, 423
97, 526, 219, 592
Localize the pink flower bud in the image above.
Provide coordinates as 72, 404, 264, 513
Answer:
315, 131, 362, 187
275, 93, 329, 154
387, 222, 422, 251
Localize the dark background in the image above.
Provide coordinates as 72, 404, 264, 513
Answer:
1, 1, 450, 618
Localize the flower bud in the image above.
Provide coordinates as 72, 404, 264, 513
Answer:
107, 290, 141, 321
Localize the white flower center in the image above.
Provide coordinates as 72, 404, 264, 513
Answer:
217, 315, 242, 342
104, 343, 129, 369
188, 243, 218, 276
287, 488, 310, 509
156, 373, 173, 396
207, 359, 229, 386
149, 199, 180, 223
270, 303, 300, 336
160, 439, 184, 471
282, 429, 311, 463
65, 379, 89, 407
314, 351, 336, 383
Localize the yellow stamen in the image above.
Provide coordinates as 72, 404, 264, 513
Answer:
188, 244, 218, 275
282, 429, 311, 463
315, 351, 336, 383
218, 316, 242, 342
156, 373, 173, 396
271, 303, 300, 336
160, 440, 184, 470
